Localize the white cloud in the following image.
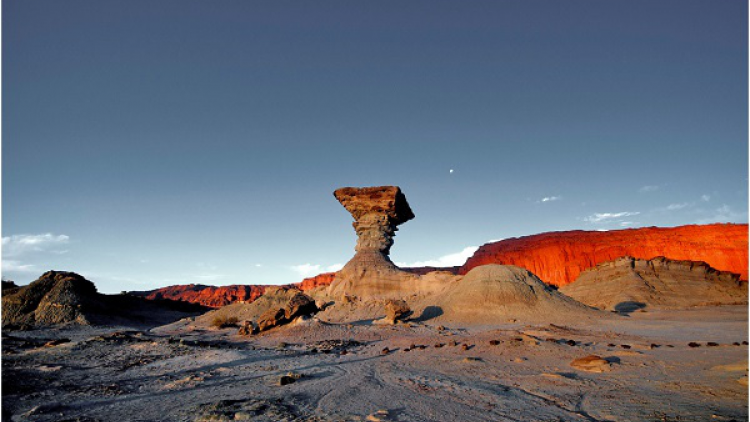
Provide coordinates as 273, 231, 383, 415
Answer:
396, 246, 478, 268
666, 202, 690, 211
2, 233, 70, 257
619, 221, 635, 227
487, 238, 504, 243
584, 212, 640, 223
291, 262, 345, 277
639, 185, 660, 193
326, 263, 344, 272
540, 196, 561, 203
255, 263, 262, 267
2, 260, 38, 273
701, 194, 711, 202
290, 263, 322, 277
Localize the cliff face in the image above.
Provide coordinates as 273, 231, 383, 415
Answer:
298, 272, 337, 291
134, 284, 268, 308
560, 256, 747, 310
460, 224, 748, 286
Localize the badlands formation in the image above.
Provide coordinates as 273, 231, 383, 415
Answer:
2, 186, 748, 422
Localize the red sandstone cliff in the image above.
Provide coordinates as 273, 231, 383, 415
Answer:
133, 284, 268, 308
460, 223, 748, 286
298, 272, 337, 291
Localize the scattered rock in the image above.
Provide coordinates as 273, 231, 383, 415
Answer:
279, 372, 302, 386
380, 347, 390, 355
489, 340, 501, 346
463, 357, 481, 362
570, 355, 611, 373
620, 344, 631, 349
565, 339, 577, 346
367, 409, 390, 422
707, 342, 719, 347
383, 299, 411, 325
43, 338, 70, 347
688, 342, 701, 348
237, 320, 258, 336
256, 292, 319, 333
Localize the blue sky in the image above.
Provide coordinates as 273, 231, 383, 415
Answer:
3, 0, 747, 293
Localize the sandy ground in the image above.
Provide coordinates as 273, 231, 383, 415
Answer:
2, 306, 748, 422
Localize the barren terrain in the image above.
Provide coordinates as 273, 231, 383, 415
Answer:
3, 306, 747, 422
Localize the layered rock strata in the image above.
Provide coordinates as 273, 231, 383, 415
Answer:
560, 256, 748, 310
327, 186, 421, 299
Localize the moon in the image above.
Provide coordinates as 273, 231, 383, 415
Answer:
449, 169, 454, 174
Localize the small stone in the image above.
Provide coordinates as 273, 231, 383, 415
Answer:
461, 344, 469, 351
570, 355, 610, 373
650, 344, 660, 349
620, 344, 631, 349
706, 342, 719, 347
489, 340, 501, 346
742, 341, 748, 345
279, 376, 296, 386
565, 340, 576, 346
43, 338, 70, 347
434, 343, 444, 348
380, 347, 390, 355
463, 357, 481, 362
688, 342, 701, 348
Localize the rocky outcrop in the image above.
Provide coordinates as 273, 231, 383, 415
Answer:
2, 271, 206, 328
382, 299, 411, 324
327, 186, 422, 299
2, 280, 20, 294
560, 256, 748, 310
460, 224, 748, 286
2, 271, 99, 326
255, 292, 318, 332
132, 284, 268, 308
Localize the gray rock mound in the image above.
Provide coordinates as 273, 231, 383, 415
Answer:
426, 264, 597, 324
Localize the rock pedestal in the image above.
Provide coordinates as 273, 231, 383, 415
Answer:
328, 186, 420, 299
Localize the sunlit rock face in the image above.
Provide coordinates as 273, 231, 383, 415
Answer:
328, 186, 421, 299
460, 224, 749, 286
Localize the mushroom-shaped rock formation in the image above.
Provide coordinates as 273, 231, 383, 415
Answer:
328, 186, 421, 299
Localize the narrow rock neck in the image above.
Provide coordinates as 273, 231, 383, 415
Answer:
353, 213, 397, 255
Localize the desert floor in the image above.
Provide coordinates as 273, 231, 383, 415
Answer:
2, 306, 748, 422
